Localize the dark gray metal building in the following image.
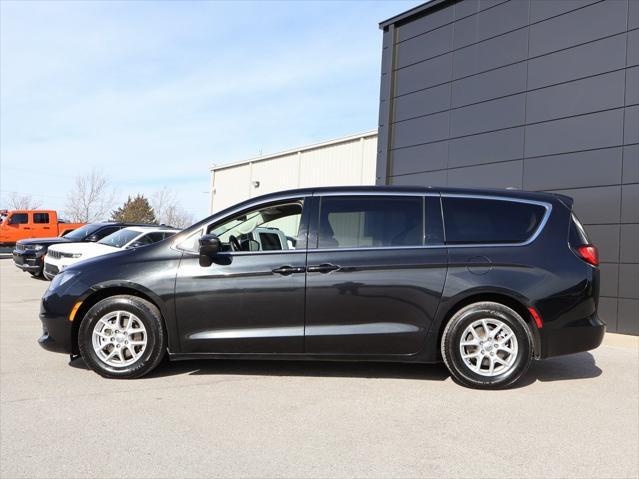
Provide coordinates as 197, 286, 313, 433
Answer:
376, 0, 638, 334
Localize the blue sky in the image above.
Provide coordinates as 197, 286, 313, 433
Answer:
1, 0, 419, 219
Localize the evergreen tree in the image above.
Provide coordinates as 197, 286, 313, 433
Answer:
111, 195, 157, 224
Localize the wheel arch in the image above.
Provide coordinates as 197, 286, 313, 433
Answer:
71, 283, 167, 355
435, 290, 541, 359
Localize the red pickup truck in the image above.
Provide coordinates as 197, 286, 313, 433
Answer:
0, 210, 85, 246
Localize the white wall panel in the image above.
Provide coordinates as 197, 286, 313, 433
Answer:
212, 164, 251, 213
249, 153, 299, 198
211, 133, 377, 213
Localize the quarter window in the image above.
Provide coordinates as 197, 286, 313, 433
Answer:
442, 197, 547, 244
318, 196, 423, 249
33, 213, 49, 224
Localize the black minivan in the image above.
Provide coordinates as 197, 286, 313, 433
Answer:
39, 186, 604, 389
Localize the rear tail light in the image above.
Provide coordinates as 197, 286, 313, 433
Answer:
576, 244, 599, 267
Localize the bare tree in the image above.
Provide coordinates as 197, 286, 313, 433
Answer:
8, 192, 41, 210
162, 204, 195, 229
151, 187, 195, 229
64, 169, 116, 222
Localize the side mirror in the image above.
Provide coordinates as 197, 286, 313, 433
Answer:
127, 241, 145, 249
87, 234, 100, 242
198, 234, 220, 267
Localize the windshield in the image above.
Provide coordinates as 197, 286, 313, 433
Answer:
98, 229, 140, 248
62, 224, 100, 240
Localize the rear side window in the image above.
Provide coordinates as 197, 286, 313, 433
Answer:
33, 213, 49, 224
143, 232, 168, 243
318, 196, 423, 249
442, 197, 547, 244
94, 226, 120, 240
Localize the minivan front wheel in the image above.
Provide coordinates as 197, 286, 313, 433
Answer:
78, 295, 166, 379
441, 301, 532, 389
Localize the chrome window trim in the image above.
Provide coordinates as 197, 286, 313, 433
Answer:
440, 193, 553, 248
173, 190, 553, 254
315, 191, 440, 197
307, 244, 445, 253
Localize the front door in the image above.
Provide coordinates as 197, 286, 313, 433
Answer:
175, 198, 309, 354
304, 195, 447, 355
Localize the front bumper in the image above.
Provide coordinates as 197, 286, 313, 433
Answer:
38, 298, 73, 354
539, 313, 605, 359
12, 252, 43, 273
38, 309, 73, 354
43, 262, 60, 280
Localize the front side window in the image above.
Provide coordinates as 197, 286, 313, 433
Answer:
208, 201, 303, 252
8, 213, 28, 225
442, 197, 547, 244
33, 213, 49, 224
318, 196, 423, 249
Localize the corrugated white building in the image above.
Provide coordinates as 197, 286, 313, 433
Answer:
209, 131, 378, 213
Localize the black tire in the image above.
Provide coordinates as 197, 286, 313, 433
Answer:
78, 295, 167, 379
29, 267, 43, 278
441, 301, 532, 389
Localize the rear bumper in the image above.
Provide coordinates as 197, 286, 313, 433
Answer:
540, 313, 605, 359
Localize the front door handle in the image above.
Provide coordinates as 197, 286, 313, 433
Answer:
307, 263, 341, 273
272, 265, 306, 275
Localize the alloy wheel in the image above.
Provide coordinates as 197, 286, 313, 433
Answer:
92, 310, 147, 367
458, 318, 519, 377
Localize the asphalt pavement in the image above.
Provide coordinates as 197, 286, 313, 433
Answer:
1, 258, 637, 479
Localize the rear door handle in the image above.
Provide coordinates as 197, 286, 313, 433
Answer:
307, 263, 341, 273
272, 265, 306, 276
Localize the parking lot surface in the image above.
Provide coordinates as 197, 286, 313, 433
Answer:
1, 259, 638, 479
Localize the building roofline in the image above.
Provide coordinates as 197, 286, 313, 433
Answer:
210, 129, 378, 172
379, 0, 444, 29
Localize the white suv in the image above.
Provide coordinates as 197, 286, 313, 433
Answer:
43, 226, 178, 280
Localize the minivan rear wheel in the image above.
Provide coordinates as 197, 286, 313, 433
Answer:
78, 295, 166, 379
441, 301, 532, 389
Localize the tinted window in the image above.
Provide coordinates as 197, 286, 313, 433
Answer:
33, 213, 49, 224
62, 224, 97, 240
318, 196, 423, 249
442, 197, 547, 244
8, 213, 28, 225
426, 196, 444, 245
95, 226, 120, 240
259, 232, 282, 250
146, 232, 174, 243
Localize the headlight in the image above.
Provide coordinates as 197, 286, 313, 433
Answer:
61, 252, 82, 258
31, 245, 44, 251
48, 270, 80, 292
